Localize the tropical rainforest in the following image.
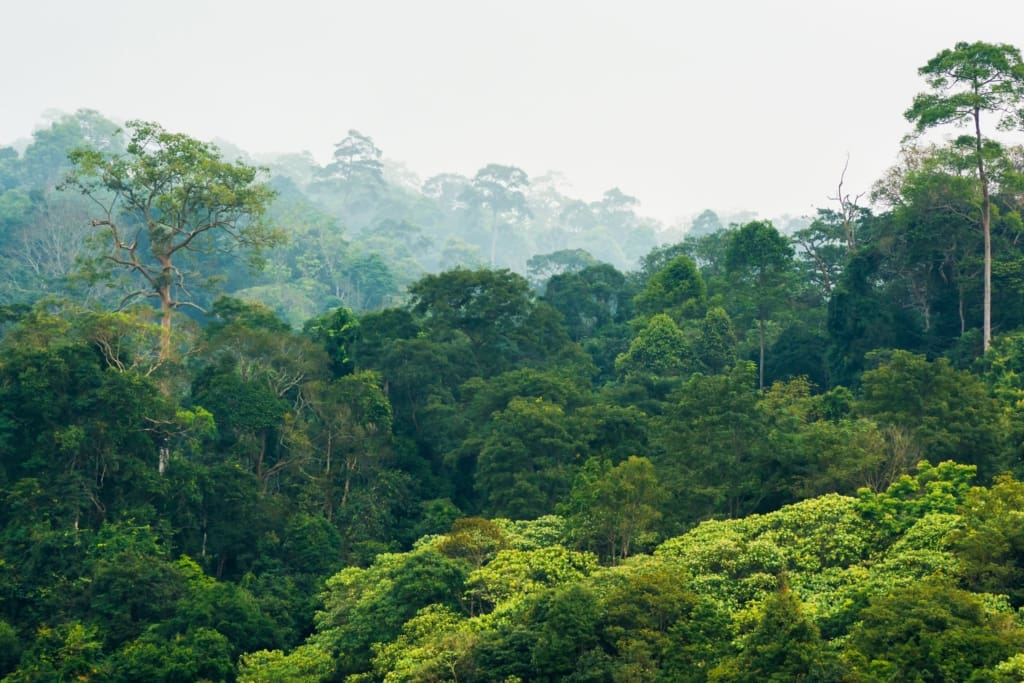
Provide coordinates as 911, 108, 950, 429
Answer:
1, 41, 1024, 682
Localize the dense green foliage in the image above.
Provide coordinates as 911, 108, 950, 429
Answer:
2, 41, 1024, 681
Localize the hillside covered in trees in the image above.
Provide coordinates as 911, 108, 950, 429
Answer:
1, 41, 1024, 681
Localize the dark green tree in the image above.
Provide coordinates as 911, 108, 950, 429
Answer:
543, 263, 634, 341
949, 474, 1024, 607
725, 221, 796, 389
844, 579, 1024, 681
615, 313, 695, 381
303, 306, 360, 377
653, 361, 772, 523
475, 397, 580, 519
858, 350, 1006, 477
529, 584, 602, 678
792, 207, 858, 300
696, 306, 737, 374
634, 254, 707, 323
408, 268, 568, 375
827, 250, 911, 387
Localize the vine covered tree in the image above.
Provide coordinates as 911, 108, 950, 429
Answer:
905, 41, 1024, 351
63, 120, 280, 359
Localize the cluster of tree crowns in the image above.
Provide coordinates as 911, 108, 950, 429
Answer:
0, 39, 1023, 682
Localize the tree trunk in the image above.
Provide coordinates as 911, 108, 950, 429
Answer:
324, 432, 334, 521
489, 207, 498, 267
158, 257, 174, 361
975, 107, 992, 352
758, 314, 766, 391
959, 282, 967, 336
256, 430, 268, 492
341, 456, 354, 509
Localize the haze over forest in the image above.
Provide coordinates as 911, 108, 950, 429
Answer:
4, 0, 1024, 223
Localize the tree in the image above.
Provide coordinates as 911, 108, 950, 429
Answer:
633, 253, 708, 323
5, 622, 109, 682
20, 109, 122, 189
562, 456, 667, 563
529, 584, 602, 677
260, 175, 350, 308
905, 41, 1024, 351
309, 130, 390, 227
844, 579, 1024, 681
696, 306, 737, 374
615, 313, 694, 380
109, 627, 235, 683
543, 263, 635, 379
407, 268, 567, 375
314, 549, 468, 678
756, 380, 905, 497
462, 545, 597, 614
193, 299, 328, 491
0, 146, 20, 192
725, 221, 795, 389
63, 120, 280, 359
826, 246, 922, 386
0, 112, 124, 307
653, 361, 772, 523
0, 316, 172, 522
303, 371, 394, 526
302, 306, 360, 377
320, 129, 385, 187
526, 248, 598, 288
460, 164, 531, 267
369, 605, 477, 682
591, 187, 657, 265
689, 209, 723, 237
238, 644, 334, 683
337, 250, 398, 310
711, 585, 838, 682
437, 517, 508, 570
474, 397, 580, 519
882, 151, 984, 344
792, 208, 854, 300
950, 475, 1024, 608
857, 350, 1006, 478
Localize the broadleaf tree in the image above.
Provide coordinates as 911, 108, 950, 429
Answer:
63, 120, 281, 359
725, 220, 795, 390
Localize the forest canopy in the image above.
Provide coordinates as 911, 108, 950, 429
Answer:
1, 40, 1024, 682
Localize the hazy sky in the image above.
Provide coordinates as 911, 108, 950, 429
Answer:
4, 0, 1024, 223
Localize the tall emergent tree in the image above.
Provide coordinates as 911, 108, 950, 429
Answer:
63, 121, 279, 359
725, 220, 795, 390
460, 164, 531, 267
905, 41, 1024, 351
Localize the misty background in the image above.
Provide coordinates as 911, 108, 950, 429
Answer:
4, 0, 1024, 225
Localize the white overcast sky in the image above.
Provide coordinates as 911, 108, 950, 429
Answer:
4, 0, 1024, 224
